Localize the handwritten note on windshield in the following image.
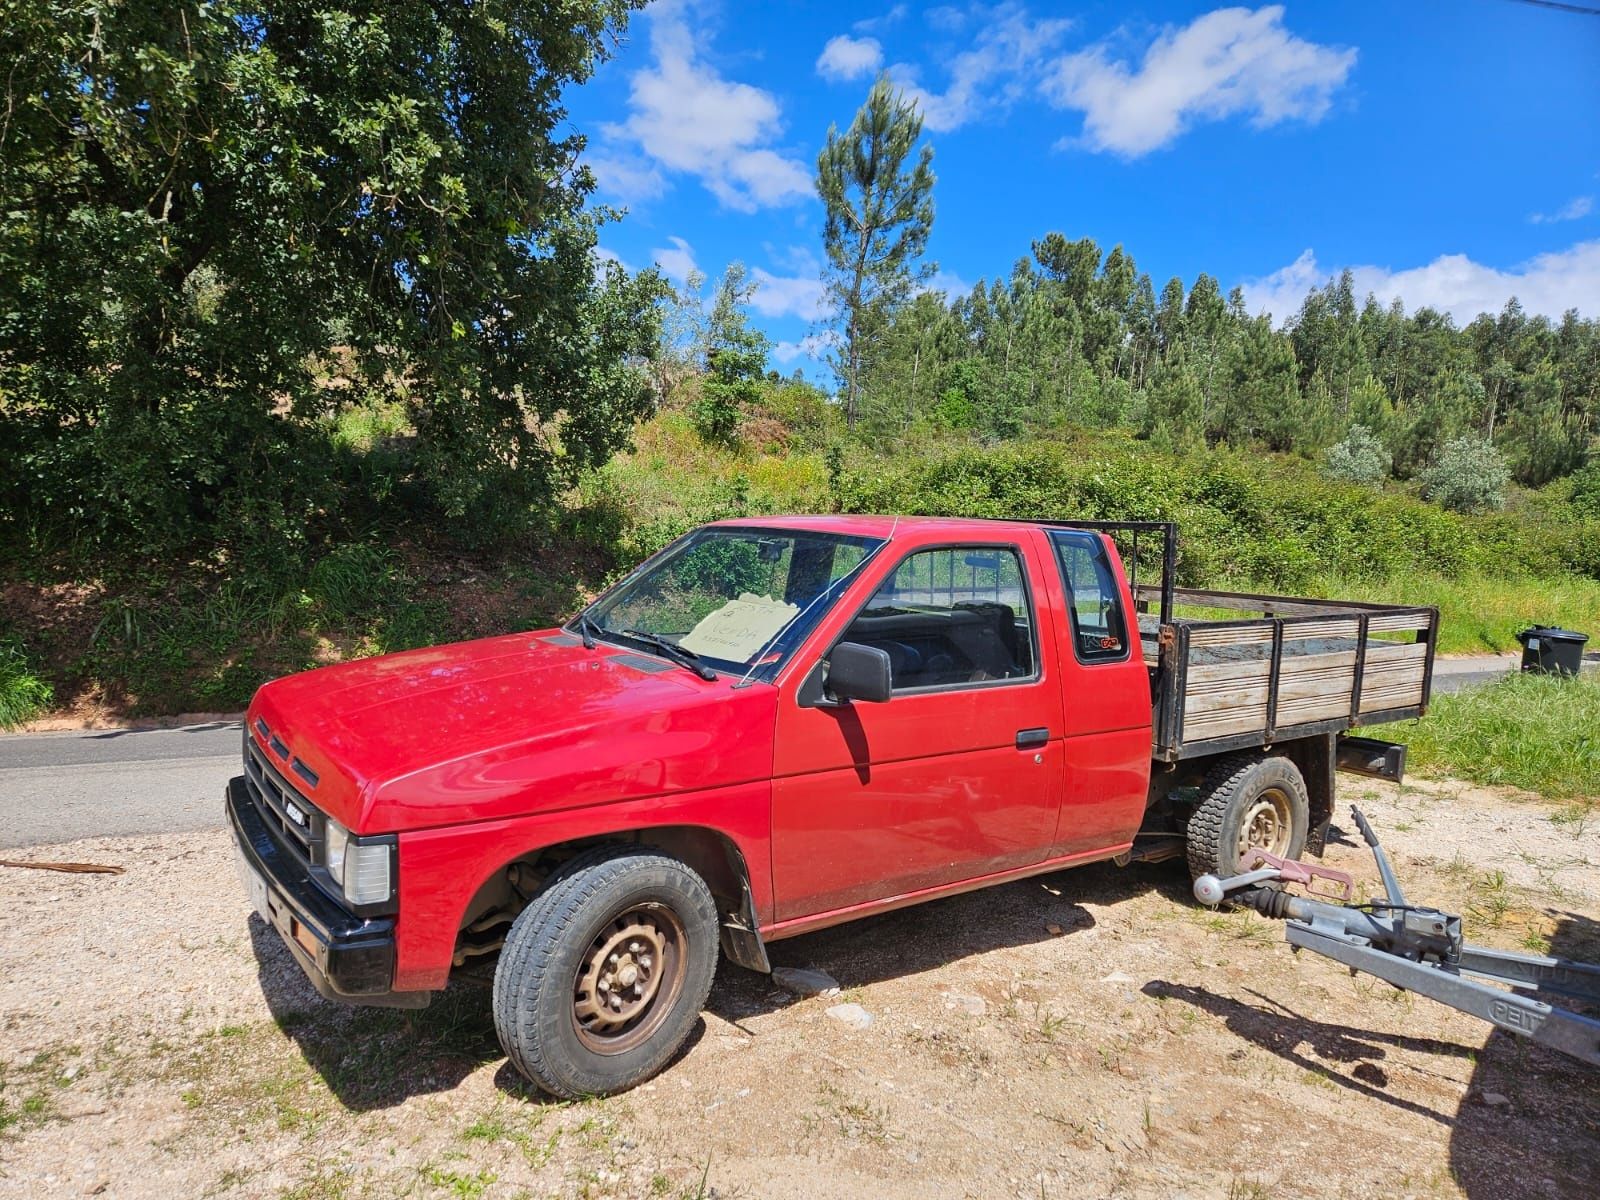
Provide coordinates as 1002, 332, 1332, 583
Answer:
678, 593, 798, 663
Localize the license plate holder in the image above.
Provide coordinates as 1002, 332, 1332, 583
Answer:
234, 845, 271, 923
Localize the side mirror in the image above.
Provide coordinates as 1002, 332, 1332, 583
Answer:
825, 642, 892, 704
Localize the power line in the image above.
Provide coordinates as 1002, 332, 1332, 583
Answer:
1498, 0, 1600, 15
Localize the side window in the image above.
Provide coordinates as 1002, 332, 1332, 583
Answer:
842, 546, 1036, 691
1050, 532, 1129, 663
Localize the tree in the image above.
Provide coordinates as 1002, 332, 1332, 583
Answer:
816, 74, 935, 431
690, 264, 768, 446
0, 0, 658, 556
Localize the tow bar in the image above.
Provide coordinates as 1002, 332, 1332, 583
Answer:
1194, 806, 1600, 1066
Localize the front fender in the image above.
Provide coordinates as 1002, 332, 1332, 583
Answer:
392, 780, 773, 991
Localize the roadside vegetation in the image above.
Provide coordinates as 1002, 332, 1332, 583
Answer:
1373, 673, 1600, 801
1, 13, 1595, 727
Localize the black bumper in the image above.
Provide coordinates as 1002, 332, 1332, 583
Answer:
227, 776, 427, 1009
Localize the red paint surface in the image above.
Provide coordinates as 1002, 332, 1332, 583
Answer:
245, 516, 1157, 992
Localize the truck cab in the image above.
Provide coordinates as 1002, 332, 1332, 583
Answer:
229, 515, 1432, 1097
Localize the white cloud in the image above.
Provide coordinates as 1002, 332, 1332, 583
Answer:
1530, 196, 1594, 225
922, 268, 973, 297
582, 152, 666, 206
1239, 241, 1600, 327
853, 5, 908, 34
652, 236, 700, 286
774, 333, 836, 366
750, 267, 831, 321
1042, 5, 1356, 157
817, 35, 884, 82
597, 3, 812, 212
890, 5, 1074, 133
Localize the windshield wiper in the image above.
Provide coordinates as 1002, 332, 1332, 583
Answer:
572, 611, 603, 650
621, 629, 718, 681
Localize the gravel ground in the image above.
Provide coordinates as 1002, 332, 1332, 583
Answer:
2, 775, 1598, 1200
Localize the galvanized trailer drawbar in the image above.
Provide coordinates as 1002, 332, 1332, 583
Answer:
1196, 807, 1600, 1068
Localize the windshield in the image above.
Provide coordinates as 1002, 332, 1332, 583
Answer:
575, 526, 885, 680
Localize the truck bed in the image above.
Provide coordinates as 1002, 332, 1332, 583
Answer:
1134, 587, 1438, 761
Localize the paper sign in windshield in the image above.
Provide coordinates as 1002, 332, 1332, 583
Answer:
678, 593, 798, 663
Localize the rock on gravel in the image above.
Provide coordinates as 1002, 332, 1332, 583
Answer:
941, 991, 987, 1017
824, 1002, 874, 1029
771, 966, 840, 997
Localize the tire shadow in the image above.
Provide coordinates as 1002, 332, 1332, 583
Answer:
708, 858, 1190, 1026
249, 915, 503, 1111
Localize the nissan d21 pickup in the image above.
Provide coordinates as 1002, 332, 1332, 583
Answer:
229, 516, 1435, 1097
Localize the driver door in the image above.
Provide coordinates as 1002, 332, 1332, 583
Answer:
769, 537, 1065, 923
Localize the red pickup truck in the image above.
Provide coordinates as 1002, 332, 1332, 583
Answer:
229, 515, 1435, 1097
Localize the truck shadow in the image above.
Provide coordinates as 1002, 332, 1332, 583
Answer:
249, 860, 1186, 1111
249, 916, 505, 1111
706, 859, 1191, 1027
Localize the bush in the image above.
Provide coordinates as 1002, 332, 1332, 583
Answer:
1419, 436, 1510, 514
0, 636, 53, 729
1321, 424, 1391, 485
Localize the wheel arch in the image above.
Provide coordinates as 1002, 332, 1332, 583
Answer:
452, 823, 771, 976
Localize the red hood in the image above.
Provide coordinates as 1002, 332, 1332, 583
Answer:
247, 630, 777, 834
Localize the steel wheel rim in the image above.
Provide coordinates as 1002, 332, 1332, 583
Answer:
1236, 787, 1292, 862
572, 902, 686, 1056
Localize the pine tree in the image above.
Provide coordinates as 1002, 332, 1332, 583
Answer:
816, 75, 936, 431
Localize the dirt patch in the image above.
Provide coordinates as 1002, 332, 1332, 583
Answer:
2, 777, 1597, 1199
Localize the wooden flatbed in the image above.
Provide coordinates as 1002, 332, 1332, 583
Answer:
1134, 587, 1437, 762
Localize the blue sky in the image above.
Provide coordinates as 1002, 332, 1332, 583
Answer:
568, 1, 1600, 378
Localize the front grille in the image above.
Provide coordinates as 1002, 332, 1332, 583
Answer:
243, 732, 326, 869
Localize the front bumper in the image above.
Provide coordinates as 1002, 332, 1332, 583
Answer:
227, 775, 428, 1009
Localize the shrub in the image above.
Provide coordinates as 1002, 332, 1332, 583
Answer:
1321, 424, 1391, 485
0, 637, 53, 729
1419, 437, 1510, 514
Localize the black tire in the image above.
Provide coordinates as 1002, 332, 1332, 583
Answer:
1186, 754, 1310, 883
492, 846, 719, 1098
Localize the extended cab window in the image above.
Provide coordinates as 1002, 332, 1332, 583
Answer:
1049, 531, 1129, 663
842, 546, 1037, 691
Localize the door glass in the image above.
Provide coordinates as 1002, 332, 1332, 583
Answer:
1050, 532, 1129, 662
842, 546, 1036, 690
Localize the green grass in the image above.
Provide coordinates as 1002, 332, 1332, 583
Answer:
1372, 672, 1600, 800
0, 636, 53, 729
1296, 572, 1600, 656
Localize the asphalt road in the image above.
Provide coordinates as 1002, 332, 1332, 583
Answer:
0, 653, 1583, 850
0, 721, 242, 849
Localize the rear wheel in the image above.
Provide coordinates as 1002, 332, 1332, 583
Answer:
1186, 754, 1309, 882
492, 847, 719, 1098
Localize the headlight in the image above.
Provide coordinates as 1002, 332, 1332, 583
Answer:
322, 818, 391, 907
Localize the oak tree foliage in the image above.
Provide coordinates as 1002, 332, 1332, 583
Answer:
0, 0, 661, 560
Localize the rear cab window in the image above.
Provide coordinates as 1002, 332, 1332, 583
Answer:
1048, 531, 1129, 663
841, 544, 1038, 692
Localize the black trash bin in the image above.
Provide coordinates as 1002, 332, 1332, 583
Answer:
1516, 626, 1589, 676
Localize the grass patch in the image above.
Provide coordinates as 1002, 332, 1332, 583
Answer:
0, 634, 53, 729
1372, 672, 1600, 799
1295, 572, 1600, 655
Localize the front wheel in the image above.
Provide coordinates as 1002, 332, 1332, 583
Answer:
492, 847, 720, 1098
1185, 754, 1310, 883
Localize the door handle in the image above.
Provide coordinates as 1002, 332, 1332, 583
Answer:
1015, 727, 1049, 750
